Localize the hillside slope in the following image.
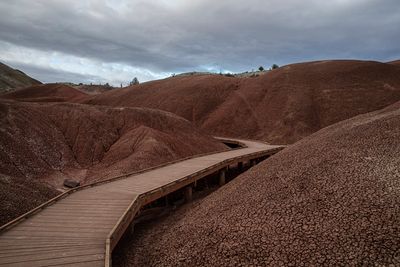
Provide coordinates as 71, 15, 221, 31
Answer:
0, 100, 227, 225
1, 83, 88, 102
0, 62, 41, 92
117, 100, 400, 266
85, 60, 400, 144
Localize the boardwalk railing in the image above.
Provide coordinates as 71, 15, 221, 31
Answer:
0, 138, 246, 234
0, 137, 285, 267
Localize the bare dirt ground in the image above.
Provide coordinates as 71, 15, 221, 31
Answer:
0, 100, 227, 225
115, 101, 400, 266
84, 60, 400, 144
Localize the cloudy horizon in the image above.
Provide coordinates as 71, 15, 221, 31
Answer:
1, 0, 399, 85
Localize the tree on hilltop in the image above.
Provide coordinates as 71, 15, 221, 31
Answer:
130, 77, 139, 86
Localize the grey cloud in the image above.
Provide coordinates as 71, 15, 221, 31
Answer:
3, 60, 104, 84
0, 0, 399, 81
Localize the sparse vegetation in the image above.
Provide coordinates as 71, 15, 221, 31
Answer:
130, 77, 140, 85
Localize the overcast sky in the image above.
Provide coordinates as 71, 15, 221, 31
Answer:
0, 0, 399, 85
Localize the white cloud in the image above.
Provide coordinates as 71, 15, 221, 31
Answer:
0, 41, 170, 85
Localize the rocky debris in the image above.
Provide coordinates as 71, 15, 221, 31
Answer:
85, 60, 400, 144
115, 101, 400, 266
63, 178, 80, 188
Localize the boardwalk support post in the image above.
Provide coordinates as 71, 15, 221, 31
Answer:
129, 221, 135, 235
219, 168, 226, 186
238, 162, 243, 170
184, 185, 193, 202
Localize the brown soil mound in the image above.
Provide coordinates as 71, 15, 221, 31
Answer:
0, 62, 41, 93
84, 74, 237, 126
1, 83, 88, 102
0, 100, 227, 225
387, 60, 400, 65
85, 60, 400, 144
117, 101, 400, 266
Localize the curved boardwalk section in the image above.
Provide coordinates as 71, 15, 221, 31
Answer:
0, 139, 283, 266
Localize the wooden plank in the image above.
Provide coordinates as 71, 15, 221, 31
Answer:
0, 244, 103, 255
14, 224, 111, 230
18, 221, 115, 227
2, 231, 106, 238
0, 246, 103, 258
0, 242, 102, 249
0, 253, 104, 266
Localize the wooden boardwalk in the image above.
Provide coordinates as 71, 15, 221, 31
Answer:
0, 138, 283, 266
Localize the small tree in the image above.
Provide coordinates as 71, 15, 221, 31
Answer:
130, 77, 139, 86
258, 66, 264, 71
271, 64, 279, 69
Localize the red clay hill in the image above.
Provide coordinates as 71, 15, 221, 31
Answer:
1, 83, 88, 102
0, 100, 227, 225
85, 60, 400, 144
116, 100, 400, 266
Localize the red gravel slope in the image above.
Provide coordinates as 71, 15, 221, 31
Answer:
85, 60, 400, 144
1, 83, 88, 102
0, 100, 227, 225
117, 101, 400, 266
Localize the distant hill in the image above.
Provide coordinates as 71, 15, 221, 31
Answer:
85, 60, 400, 144
0, 62, 41, 92
1, 83, 88, 102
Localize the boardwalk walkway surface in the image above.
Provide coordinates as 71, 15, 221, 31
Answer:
0, 138, 283, 267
